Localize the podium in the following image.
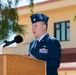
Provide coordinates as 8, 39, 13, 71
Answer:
0, 54, 46, 75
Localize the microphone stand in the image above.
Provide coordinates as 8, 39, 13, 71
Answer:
3, 40, 14, 48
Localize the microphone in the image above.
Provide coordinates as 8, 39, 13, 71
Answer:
3, 35, 23, 47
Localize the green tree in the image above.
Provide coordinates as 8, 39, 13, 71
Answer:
0, 0, 34, 42
29, 0, 34, 15
0, 0, 26, 42
73, 14, 76, 21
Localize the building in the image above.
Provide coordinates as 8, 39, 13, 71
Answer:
3, 0, 76, 75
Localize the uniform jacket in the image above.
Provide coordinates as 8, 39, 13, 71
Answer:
29, 33, 61, 75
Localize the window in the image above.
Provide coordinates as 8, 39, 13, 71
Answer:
54, 21, 70, 41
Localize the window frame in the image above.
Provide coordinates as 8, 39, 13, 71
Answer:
54, 20, 70, 42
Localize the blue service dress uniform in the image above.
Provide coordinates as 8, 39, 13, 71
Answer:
29, 33, 61, 75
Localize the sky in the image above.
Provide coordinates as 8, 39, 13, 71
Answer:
1, 0, 47, 41
0, 0, 47, 49
17, 0, 47, 7
2, 0, 47, 7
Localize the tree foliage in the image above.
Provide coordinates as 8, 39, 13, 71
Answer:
0, 0, 26, 41
0, 0, 34, 42
29, 0, 34, 15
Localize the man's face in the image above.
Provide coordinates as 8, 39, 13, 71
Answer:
32, 21, 46, 38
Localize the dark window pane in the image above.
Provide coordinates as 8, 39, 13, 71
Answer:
61, 22, 65, 41
56, 24, 60, 29
66, 22, 70, 40
67, 28, 70, 40
66, 22, 70, 27
56, 30, 60, 41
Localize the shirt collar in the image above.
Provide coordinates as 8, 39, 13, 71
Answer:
37, 33, 48, 42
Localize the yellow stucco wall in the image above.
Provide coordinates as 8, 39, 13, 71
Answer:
2, 0, 76, 74
58, 70, 76, 75
3, 0, 76, 55
17, 0, 76, 52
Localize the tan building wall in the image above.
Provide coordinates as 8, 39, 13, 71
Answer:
17, 0, 76, 53
58, 70, 76, 75
2, 0, 76, 75
2, 0, 76, 55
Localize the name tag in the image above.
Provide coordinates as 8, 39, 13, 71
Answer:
39, 48, 48, 54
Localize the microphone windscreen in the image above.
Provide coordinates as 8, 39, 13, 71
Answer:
14, 35, 23, 43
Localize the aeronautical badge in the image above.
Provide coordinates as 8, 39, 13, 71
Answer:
39, 48, 48, 54
42, 45, 47, 48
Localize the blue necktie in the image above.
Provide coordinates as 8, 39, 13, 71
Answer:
34, 40, 39, 48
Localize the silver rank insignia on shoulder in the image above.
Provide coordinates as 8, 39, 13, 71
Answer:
33, 18, 36, 21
